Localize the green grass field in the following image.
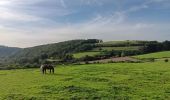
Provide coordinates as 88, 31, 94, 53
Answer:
134, 51, 170, 59
73, 52, 100, 58
0, 62, 170, 99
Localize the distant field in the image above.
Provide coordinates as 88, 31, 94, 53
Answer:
0, 62, 170, 99
73, 52, 100, 58
92, 46, 141, 51
134, 51, 170, 59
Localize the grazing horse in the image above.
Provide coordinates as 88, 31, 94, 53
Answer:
40, 64, 54, 74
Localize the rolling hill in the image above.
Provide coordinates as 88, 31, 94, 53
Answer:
7, 39, 100, 66
0, 46, 21, 58
1, 39, 170, 69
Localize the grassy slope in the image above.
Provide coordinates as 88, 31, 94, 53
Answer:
134, 51, 170, 59
0, 62, 170, 99
73, 52, 100, 58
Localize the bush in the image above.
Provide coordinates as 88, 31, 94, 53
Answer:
85, 61, 89, 64
96, 61, 100, 64
165, 59, 169, 62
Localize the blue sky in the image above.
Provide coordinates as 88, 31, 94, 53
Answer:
0, 0, 170, 47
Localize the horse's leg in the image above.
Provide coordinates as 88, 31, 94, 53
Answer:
52, 68, 54, 74
45, 69, 46, 74
50, 69, 51, 74
43, 69, 46, 74
42, 69, 44, 74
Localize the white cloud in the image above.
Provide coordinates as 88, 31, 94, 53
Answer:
0, 21, 169, 48
0, 1, 11, 5
0, 0, 44, 22
0, 0, 169, 47
5, 14, 165, 48
0, 9, 42, 22
127, 4, 148, 12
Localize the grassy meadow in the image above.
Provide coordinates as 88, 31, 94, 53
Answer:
135, 51, 170, 59
0, 62, 170, 99
73, 52, 100, 58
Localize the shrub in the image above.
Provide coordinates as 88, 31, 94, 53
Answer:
85, 61, 89, 64
165, 59, 169, 62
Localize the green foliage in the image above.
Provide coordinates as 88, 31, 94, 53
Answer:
142, 40, 170, 53
0, 62, 170, 99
